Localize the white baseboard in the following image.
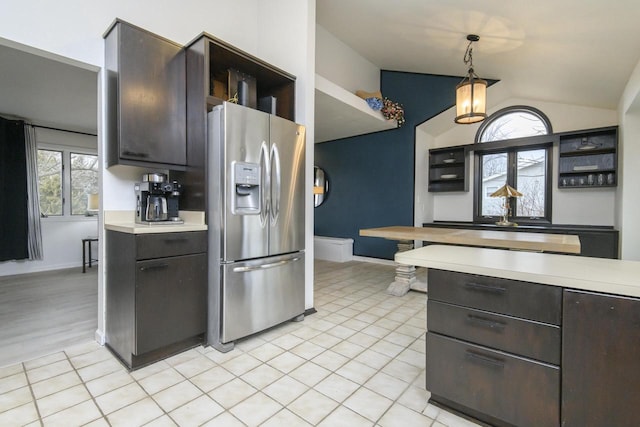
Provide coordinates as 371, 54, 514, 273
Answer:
94, 329, 105, 346
351, 255, 396, 266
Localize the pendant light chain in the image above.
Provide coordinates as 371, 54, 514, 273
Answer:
464, 39, 474, 70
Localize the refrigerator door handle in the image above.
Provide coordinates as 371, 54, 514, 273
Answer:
259, 141, 270, 227
232, 256, 301, 273
270, 143, 281, 225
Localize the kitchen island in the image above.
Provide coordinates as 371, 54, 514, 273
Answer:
360, 226, 580, 295
397, 245, 640, 427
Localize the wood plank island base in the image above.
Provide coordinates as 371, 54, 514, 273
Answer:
360, 226, 581, 296
396, 245, 640, 427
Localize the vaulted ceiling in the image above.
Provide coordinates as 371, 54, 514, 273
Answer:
2, 2, 639, 136
316, 0, 640, 110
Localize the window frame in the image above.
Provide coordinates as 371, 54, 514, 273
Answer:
69, 152, 99, 216
473, 143, 553, 224
473, 106, 553, 225
475, 105, 553, 144
37, 143, 98, 219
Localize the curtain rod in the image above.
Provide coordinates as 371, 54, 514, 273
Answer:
31, 124, 97, 137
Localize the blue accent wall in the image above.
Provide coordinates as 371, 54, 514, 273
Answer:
314, 71, 462, 259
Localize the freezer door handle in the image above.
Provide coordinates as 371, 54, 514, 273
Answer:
259, 141, 270, 227
270, 143, 281, 225
232, 256, 301, 273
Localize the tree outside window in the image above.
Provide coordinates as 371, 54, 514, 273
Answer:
37, 148, 98, 217
70, 153, 98, 215
37, 149, 62, 216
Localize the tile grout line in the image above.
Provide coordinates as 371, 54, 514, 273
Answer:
23, 361, 44, 427
64, 349, 111, 426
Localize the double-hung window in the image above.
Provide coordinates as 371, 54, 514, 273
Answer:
37, 147, 98, 217
474, 106, 553, 224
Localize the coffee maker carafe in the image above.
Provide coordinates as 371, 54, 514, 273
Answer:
135, 173, 183, 224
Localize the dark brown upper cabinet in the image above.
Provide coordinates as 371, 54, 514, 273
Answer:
174, 33, 296, 210
104, 19, 186, 169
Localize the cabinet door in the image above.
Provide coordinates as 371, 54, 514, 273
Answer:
118, 23, 186, 166
135, 253, 206, 355
562, 290, 640, 427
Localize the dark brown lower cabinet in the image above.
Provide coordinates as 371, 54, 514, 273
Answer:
427, 333, 559, 427
427, 268, 640, 427
106, 230, 207, 370
562, 290, 640, 427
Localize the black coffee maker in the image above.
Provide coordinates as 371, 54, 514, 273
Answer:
135, 173, 183, 224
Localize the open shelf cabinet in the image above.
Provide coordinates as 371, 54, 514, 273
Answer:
428, 145, 469, 192
558, 126, 617, 189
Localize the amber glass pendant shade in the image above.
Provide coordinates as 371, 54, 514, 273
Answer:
455, 73, 487, 124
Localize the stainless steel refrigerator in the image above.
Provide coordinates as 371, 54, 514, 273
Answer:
207, 102, 306, 352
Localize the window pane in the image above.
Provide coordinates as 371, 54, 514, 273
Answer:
479, 111, 549, 142
516, 149, 546, 218
480, 153, 508, 216
37, 150, 63, 216
70, 153, 99, 215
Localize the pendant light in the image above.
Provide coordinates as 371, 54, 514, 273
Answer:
455, 34, 487, 124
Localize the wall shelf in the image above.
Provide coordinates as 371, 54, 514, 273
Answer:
558, 126, 618, 189
314, 74, 396, 143
428, 145, 469, 192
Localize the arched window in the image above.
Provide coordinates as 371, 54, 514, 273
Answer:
474, 106, 553, 224
476, 106, 552, 143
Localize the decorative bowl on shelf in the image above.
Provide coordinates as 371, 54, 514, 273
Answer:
573, 165, 598, 171
442, 158, 456, 164
440, 174, 458, 179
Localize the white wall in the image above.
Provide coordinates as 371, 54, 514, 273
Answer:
316, 25, 380, 93
418, 95, 618, 226
617, 56, 640, 260
414, 127, 433, 227
1, 0, 316, 342
0, 219, 98, 276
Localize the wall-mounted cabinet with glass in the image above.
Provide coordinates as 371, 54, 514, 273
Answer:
558, 126, 618, 189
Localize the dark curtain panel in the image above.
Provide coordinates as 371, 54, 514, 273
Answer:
0, 117, 29, 261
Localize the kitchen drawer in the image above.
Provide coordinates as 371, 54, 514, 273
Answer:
428, 269, 561, 325
135, 253, 207, 355
428, 300, 560, 365
136, 231, 207, 260
427, 332, 559, 427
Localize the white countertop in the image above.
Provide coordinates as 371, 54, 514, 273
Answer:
104, 210, 207, 234
396, 245, 640, 298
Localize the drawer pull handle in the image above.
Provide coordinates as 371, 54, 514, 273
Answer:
464, 282, 506, 294
467, 314, 506, 330
139, 263, 169, 271
465, 350, 505, 368
123, 150, 149, 158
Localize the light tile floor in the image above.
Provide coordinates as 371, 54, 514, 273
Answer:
0, 260, 480, 427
